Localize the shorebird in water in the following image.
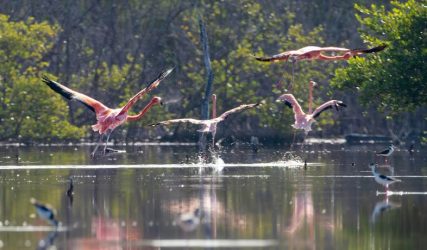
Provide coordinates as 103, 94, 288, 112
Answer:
369, 163, 401, 192
376, 144, 395, 163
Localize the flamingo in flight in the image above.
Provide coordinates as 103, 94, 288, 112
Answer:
277, 81, 346, 133
42, 68, 173, 156
151, 94, 259, 147
255, 44, 387, 63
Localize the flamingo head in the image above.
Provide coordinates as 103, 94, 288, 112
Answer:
151, 96, 163, 106
309, 80, 317, 87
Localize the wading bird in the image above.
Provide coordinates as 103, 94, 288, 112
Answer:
30, 198, 58, 227
376, 144, 395, 163
255, 45, 387, 62
151, 94, 259, 147
277, 82, 346, 133
42, 68, 173, 156
369, 163, 401, 192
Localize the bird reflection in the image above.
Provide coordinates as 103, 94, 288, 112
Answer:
66, 177, 74, 206
37, 230, 58, 250
370, 198, 401, 224
30, 198, 58, 227
176, 208, 201, 232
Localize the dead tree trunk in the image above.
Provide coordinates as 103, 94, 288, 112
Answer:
198, 17, 214, 151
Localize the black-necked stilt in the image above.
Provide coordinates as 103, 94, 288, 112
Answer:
376, 144, 395, 163
30, 198, 58, 227
369, 163, 401, 191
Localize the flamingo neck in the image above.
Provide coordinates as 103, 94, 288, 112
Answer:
127, 99, 158, 122
308, 81, 314, 114
212, 94, 217, 119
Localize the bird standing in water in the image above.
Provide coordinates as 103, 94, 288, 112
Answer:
376, 144, 395, 163
255, 45, 387, 62
30, 198, 58, 227
42, 68, 173, 156
369, 163, 401, 192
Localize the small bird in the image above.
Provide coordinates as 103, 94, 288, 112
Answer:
255, 45, 387, 62
369, 163, 401, 191
42, 68, 173, 156
151, 94, 259, 147
30, 198, 58, 227
376, 144, 395, 163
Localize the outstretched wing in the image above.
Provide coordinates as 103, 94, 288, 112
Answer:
312, 100, 346, 119
118, 68, 173, 115
150, 118, 207, 126
42, 76, 109, 114
254, 51, 291, 62
217, 103, 259, 121
351, 44, 387, 54
277, 94, 304, 116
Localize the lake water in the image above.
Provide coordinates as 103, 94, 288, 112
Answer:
0, 142, 426, 249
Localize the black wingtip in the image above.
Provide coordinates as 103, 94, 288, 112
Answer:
254, 56, 273, 62
352, 44, 387, 54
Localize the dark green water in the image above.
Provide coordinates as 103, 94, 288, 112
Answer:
0, 143, 426, 249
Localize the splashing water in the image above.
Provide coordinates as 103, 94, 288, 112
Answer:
277, 152, 304, 168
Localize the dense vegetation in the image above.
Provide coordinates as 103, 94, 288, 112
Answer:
0, 0, 425, 144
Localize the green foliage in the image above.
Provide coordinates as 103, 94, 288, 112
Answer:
331, 0, 427, 113
0, 14, 84, 142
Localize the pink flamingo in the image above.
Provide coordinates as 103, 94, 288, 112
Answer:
277, 81, 346, 134
42, 68, 173, 156
255, 45, 386, 62
151, 94, 259, 147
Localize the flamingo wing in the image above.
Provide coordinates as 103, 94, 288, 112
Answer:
150, 118, 207, 126
254, 51, 292, 62
351, 44, 387, 54
42, 76, 109, 114
118, 68, 173, 115
312, 100, 346, 119
277, 94, 304, 116
217, 103, 260, 121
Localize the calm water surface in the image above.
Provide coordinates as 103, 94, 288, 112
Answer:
0, 143, 426, 249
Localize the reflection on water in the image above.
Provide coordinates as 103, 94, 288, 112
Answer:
0, 144, 426, 249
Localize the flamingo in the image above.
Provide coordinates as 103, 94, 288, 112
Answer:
369, 163, 401, 192
151, 94, 259, 147
42, 68, 173, 156
255, 45, 387, 62
277, 81, 347, 133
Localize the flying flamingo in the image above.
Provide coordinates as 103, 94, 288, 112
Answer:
277, 81, 347, 134
42, 68, 173, 156
151, 94, 259, 147
255, 45, 387, 63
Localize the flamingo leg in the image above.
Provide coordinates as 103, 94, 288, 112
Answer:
91, 134, 104, 157
211, 130, 216, 151
103, 130, 112, 154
